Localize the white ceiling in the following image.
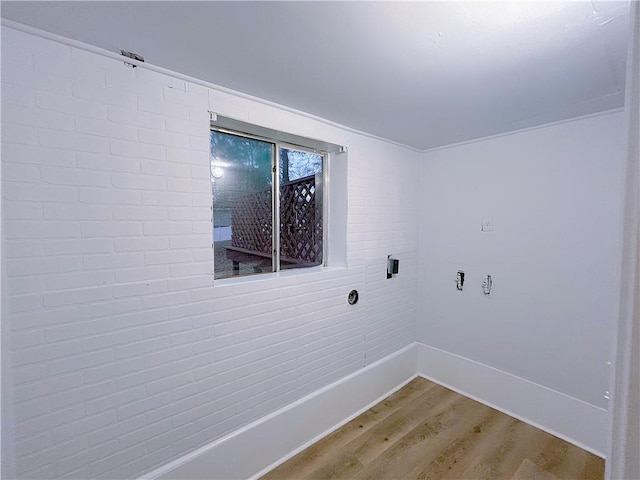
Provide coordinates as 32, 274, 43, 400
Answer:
1, 1, 631, 150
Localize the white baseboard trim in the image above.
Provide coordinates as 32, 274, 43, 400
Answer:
142, 343, 417, 480
417, 342, 608, 457
142, 341, 607, 479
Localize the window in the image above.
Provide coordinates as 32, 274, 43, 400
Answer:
210, 116, 339, 280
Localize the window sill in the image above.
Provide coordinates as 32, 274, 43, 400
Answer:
213, 265, 347, 288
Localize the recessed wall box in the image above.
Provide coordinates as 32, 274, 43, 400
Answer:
387, 256, 399, 279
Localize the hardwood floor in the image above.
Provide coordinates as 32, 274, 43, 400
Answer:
260, 377, 604, 480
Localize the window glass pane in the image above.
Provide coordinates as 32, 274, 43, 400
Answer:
279, 147, 323, 270
211, 130, 274, 279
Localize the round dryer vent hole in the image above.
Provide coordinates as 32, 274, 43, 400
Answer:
347, 290, 359, 305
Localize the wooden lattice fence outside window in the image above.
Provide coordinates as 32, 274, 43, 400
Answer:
280, 175, 322, 264
227, 175, 322, 268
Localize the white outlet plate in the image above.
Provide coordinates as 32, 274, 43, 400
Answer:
482, 218, 493, 231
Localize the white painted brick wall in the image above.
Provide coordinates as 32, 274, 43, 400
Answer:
2, 26, 419, 479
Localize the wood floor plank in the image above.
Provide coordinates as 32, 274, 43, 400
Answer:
580, 451, 606, 480
406, 404, 503, 480
354, 396, 491, 480
259, 378, 604, 480
261, 378, 436, 480
437, 411, 517, 479
512, 459, 561, 480
345, 383, 459, 466
548, 443, 604, 480
453, 417, 548, 479
533, 434, 605, 480
298, 452, 364, 480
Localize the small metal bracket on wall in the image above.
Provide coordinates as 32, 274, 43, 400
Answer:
456, 271, 465, 291
482, 275, 492, 295
120, 50, 145, 68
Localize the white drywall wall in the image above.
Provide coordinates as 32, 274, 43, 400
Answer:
418, 111, 626, 410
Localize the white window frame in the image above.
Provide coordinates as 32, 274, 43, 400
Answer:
210, 114, 343, 279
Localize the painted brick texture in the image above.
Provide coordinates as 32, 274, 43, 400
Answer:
2, 27, 419, 479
